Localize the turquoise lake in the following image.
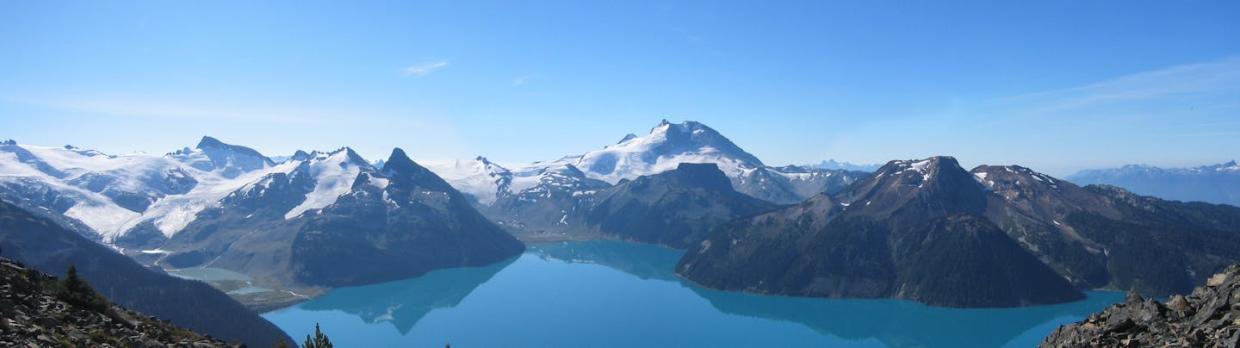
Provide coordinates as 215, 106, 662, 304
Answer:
263, 241, 1123, 347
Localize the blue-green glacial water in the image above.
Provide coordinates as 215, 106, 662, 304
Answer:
263, 240, 1123, 347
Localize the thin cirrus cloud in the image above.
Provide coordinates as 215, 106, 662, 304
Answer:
512, 74, 541, 86
987, 55, 1240, 116
401, 61, 450, 77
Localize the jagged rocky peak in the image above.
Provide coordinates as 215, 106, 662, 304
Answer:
311, 147, 369, 166
380, 148, 454, 191
1, 139, 15, 146
290, 149, 312, 161
382, 147, 418, 173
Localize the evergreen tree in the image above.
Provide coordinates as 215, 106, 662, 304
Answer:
58, 264, 109, 311
302, 323, 332, 348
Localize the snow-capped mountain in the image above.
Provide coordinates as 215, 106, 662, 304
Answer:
1067, 161, 1240, 207
425, 120, 864, 206
484, 162, 610, 238
0, 136, 392, 249
154, 148, 523, 288
2, 136, 525, 290
0, 137, 280, 242
566, 120, 765, 183
558, 120, 863, 204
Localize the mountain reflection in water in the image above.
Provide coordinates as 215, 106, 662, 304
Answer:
264, 240, 1121, 347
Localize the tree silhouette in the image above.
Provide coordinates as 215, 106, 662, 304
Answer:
58, 264, 109, 311
303, 323, 333, 348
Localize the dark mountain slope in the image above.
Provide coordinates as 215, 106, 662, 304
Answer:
0, 257, 236, 347
290, 148, 525, 286
975, 165, 1240, 297
586, 163, 778, 249
678, 157, 1084, 307
0, 199, 293, 347
681, 157, 1240, 308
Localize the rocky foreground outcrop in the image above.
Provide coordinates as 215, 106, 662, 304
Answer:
1042, 265, 1240, 347
0, 257, 236, 347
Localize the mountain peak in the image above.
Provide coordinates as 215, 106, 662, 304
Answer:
649, 119, 707, 133
838, 156, 986, 216
331, 147, 369, 166
570, 120, 765, 183
383, 148, 416, 173
177, 136, 273, 177
291, 150, 311, 161
617, 133, 638, 144
874, 156, 965, 179
195, 136, 226, 150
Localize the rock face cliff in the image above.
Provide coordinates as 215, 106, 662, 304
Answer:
0, 257, 238, 347
1042, 265, 1240, 347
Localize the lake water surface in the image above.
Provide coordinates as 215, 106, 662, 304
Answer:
263, 240, 1122, 347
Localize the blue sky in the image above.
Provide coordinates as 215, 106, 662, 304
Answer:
1, 0, 1237, 175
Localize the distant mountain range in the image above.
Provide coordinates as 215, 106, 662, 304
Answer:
1068, 161, 1240, 207
3, 121, 1239, 311
421, 120, 866, 240
423, 120, 868, 208
809, 159, 882, 172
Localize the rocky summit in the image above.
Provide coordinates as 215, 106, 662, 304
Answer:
1042, 264, 1240, 347
0, 257, 237, 347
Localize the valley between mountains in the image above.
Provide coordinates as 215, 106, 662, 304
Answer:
3, 119, 1240, 322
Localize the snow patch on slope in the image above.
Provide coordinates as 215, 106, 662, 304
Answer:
284, 150, 366, 219
422, 157, 511, 205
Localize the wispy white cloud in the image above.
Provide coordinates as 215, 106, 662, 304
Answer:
401, 61, 449, 77
512, 74, 541, 86
989, 56, 1240, 114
